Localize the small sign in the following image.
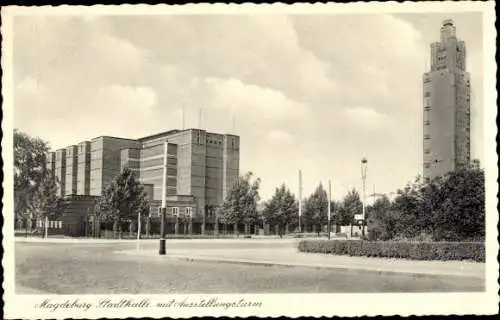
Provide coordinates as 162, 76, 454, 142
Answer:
354, 214, 363, 221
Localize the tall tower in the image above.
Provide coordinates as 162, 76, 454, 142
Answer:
422, 19, 471, 180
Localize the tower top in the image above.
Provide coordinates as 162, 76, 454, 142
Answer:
442, 19, 454, 27
440, 19, 456, 41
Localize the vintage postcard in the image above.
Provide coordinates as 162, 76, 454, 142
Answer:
2, 1, 498, 318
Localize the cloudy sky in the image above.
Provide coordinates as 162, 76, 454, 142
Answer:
12, 11, 484, 202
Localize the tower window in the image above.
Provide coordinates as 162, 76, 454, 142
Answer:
424, 92, 431, 97
424, 163, 430, 169
424, 149, 431, 155
424, 120, 430, 125
424, 106, 431, 111
424, 134, 431, 140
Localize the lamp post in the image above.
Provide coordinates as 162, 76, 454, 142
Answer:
361, 158, 368, 238
159, 141, 168, 255
44, 215, 49, 239
136, 209, 142, 251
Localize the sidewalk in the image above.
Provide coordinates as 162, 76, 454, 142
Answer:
15, 237, 299, 244
117, 247, 485, 279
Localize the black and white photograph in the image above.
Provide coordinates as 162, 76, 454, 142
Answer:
2, 2, 498, 318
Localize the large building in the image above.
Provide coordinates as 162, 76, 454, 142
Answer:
45, 128, 240, 234
423, 19, 471, 180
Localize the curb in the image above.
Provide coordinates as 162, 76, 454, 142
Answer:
117, 250, 484, 279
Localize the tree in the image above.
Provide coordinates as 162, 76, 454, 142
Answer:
219, 172, 261, 235
366, 195, 393, 240
337, 189, 362, 227
329, 200, 341, 233
97, 167, 150, 236
263, 184, 298, 237
14, 129, 51, 223
31, 172, 66, 232
432, 168, 485, 241
303, 183, 328, 235
367, 168, 485, 241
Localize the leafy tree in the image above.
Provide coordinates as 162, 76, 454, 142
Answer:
303, 183, 328, 234
368, 168, 485, 241
366, 195, 393, 240
329, 200, 340, 233
97, 167, 150, 235
219, 172, 261, 235
337, 189, 362, 226
432, 168, 485, 241
263, 183, 298, 237
31, 172, 66, 231
391, 176, 427, 239
14, 129, 51, 222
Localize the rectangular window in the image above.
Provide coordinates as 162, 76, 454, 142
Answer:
424, 134, 431, 140
424, 163, 430, 169
185, 207, 192, 217
172, 207, 179, 216
424, 92, 431, 97
58, 221, 63, 229
424, 106, 431, 111
424, 120, 430, 125
424, 149, 431, 154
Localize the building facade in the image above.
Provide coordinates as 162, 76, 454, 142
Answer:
423, 19, 471, 180
45, 128, 240, 234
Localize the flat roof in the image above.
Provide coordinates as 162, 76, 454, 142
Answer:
137, 129, 183, 142
92, 135, 138, 142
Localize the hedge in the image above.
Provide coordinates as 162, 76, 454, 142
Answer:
297, 240, 485, 262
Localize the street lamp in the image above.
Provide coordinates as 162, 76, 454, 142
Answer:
159, 141, 168, 255
361, 157, 368, 238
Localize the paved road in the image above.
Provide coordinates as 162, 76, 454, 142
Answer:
15, 240, 485, 294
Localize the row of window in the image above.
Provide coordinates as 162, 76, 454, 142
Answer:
36, 220, 63, 229
163, 207, 193, 217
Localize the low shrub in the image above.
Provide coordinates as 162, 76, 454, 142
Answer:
297, 240, 485, 262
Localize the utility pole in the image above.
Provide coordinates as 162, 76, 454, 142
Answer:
159, 141, 168, 255
298, 170, 302, 233
361, 158, 368, 238
328, 180, 331, 240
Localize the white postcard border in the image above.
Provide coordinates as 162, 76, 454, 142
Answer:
2, 2, 498, 318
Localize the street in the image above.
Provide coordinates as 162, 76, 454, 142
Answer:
15, 239, 484, 294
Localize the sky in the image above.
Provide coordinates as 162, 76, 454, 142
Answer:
12, 11, 484, 202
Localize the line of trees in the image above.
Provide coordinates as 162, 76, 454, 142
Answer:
15, 129, 485, 241
218, 168, 485, 241
366, 168, 485, 241
218, 173, 365, 236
